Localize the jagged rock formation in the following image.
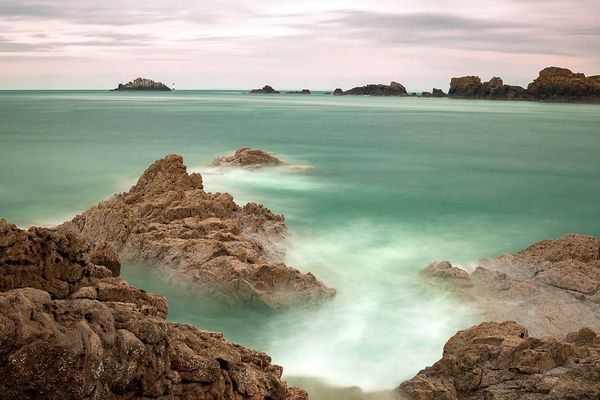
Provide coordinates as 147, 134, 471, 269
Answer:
286, 89, 311, 95
419, 233, 600, 337
112, 77, 171, 91
527, 67, 600, 101
333, 81, 408, 96
421, 88, 447, 98
0, 219, 307, 399
448, 76, 526, 100
212, 147, 285, 168
250, 85, 280, 94
398, 321, 600, 400
60, 154, 334, 309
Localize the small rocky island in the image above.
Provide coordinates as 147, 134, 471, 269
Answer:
449, 66, 600, 102
286, 89, 311, 95
250, 85, 279, 94
333, 81, 408, 96
212, 147, 285, 168
112, 77, 171, 91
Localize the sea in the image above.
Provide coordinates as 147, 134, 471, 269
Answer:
1, 90, 599, 398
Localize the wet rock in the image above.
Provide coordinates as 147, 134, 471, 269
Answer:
398, 321, 600, 400
250, 85, 280, 94
212, 147, 285, 168
60, 154, 335, 309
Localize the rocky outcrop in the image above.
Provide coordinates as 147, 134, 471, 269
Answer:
286, 89, 311, 95
419, 234, 600, 337
0, 220, 307, 399
448, 76, 526, 100
112, 77, 171, 91
60, 154, 334, 309
398, 321, 600, 400
421, 88, 447, 98
527, 67, 600, 102
212, 147, 285, 168
333, 81, 408, 96
250, 85, 279, 94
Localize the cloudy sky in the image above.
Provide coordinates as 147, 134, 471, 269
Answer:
1, 0, 598, 90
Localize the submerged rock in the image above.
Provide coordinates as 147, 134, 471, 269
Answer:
250, 85, 280, 94
333, 81, 408, 96
0, 220, 306, 399
112, 77, 171, 91
60, 154, 334, 309
398, 321, 600, 400
213, 147, 285, 168
419, 233, 600, 337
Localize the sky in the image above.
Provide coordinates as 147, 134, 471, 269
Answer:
0, 0, 599, 90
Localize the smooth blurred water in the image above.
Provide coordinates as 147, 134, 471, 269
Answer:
1, 90, 599, 395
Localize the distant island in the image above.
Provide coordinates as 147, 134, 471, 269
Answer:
333, 81, 408, 96
112, 77, 171, 91
286, 89, 311, 95
250, 85, 279, 94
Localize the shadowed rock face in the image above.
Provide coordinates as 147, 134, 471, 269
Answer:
333, 81, 408, 96
0, 220, 307, 399
398, 321, 600, 400
60, 154, 335, 309
112, 77, 171, 91
421, 88, 447, 98
250, 85, 280, 94
213, 147, 285, 168
419, 233, 600, 337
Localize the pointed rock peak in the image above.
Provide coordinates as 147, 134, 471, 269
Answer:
130, 154, 203, 194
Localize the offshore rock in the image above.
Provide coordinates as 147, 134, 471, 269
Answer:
398, 321, 600, 400
527, 66, 600, 102
250, 85, 280, 94
421, 88, 447, 98
212, 147, 285, 168
60, 154, 335, 309
419, 234, 600, 337
286, 89, 311, 95
448, 76, 526, 100
333, 81, 408, 96
0, 221, 306, 399
112, 77, 171, 91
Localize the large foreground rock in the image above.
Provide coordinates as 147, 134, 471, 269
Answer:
398, 321, 600, 400
419, 234, 600, 337
0, 220, 306, 399
527, 67, 600, 101
333, 81, 408, 96
213, 147, 285, 168
60, 154, 334, 309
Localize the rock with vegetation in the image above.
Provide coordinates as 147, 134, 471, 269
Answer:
398, 321, 600, 400
113, 77, 171, 91
0, 219, 307, 399
60, 154, 334, 309
333, 81, 408, 96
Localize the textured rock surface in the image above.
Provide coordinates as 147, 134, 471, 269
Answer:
333, 81, 408, 96
419, 234, 600, 337
448, 76, 526, 100
527, 67, 600, 101
60, 154, 334, 309
398, 321, 600, 400
250, 85, 279, 94
213, 147, 285, 168
112, 77, 171, 91
0, 221, 307, 399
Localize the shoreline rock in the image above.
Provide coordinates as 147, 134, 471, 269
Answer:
212, 147, 285, 168
250, 85, 279, 94
333, 81, 408, 96
0, 219, 307, 399
60, 154, 335, 309
112, 77, 171, 91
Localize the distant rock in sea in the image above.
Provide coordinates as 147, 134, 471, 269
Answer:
421, 88, 447, 97
333, 81, 408, 96
286, 89, 311, 95
448, 66, 600, 102
112, 77, 171, 91
398, 321, 600, 399
250, 85, 280, 94
60, 154, 334, 309
212, 147, 285, 168
0, 219, 307, 399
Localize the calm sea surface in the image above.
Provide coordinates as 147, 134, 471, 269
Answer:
1, 90, 599, 396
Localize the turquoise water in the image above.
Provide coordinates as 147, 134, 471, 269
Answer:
1, 90, 599, 395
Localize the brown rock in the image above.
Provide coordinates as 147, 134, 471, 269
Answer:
212, 147, 285, 168
0, 222, 305, 399
527, 67, 600, 101
398, 321, 600, 400
60, 154, 335, 309
448, 75, 526, 100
